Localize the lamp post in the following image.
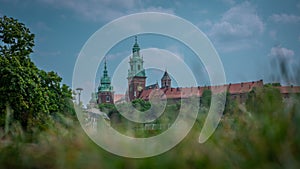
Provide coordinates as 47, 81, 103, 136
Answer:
76, 87, 83, 105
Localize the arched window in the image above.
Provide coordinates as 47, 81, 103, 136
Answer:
106, 95, 110, 102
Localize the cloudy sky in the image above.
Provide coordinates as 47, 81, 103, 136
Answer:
1, 0, 300, 101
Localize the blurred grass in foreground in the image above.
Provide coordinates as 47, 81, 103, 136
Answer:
1, 87, 300, 169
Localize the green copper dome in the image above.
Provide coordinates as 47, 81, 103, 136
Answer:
132, 36, 140, 54
98, 59, 113, 92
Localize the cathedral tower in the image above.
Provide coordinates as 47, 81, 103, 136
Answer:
98, 58, 114, 104
127, 36, 146, 101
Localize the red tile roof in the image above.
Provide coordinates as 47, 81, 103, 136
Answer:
276, 86, 300, 94
139, 80, 265, 100
227, 80, 263, 94
138, 80, 300, 101
114, 94, 125, 103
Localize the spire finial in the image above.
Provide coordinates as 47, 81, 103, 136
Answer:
104, 56, 107, 70
135, 35, 137, 43
103, 56, 108, 78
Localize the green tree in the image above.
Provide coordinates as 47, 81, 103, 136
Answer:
223, 91, 239, 114
246, 86, 283, 115
201, 89, 212, 108
99, 103, 117, 114
132, 98, 151, 112
0, 16, 73, 130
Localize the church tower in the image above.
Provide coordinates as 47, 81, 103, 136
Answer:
127, 36, 146, 101
161, 70, 171, 88
98, 58, 114, 104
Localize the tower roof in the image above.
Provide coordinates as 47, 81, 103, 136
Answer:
99, 58, 113, 92
161, 70, 171, 80
128, 36, 146, 78
132, 35, 140, 54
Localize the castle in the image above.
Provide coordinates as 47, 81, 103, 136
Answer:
96, 36, 300, 105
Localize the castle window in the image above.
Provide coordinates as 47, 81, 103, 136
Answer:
131, 65, 133, 71
106, 96, 110, 102
138, 65, 140, 70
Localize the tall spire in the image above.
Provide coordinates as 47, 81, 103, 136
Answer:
128, 35, 146, 78
132, 35, 140, 54
103, 56, 108, 77
99, 57, 113, 92
97, 56, 114, 104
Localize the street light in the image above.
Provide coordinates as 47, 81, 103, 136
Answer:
76, 87, 83, 104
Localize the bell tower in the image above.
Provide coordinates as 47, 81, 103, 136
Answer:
98, 58, 114, 104
161, 70, 171, 88
127, 36, 146, 101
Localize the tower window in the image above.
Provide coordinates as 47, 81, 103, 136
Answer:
131, 65, 133, 71
106, 95, 110, 102
138, 65, 141, 70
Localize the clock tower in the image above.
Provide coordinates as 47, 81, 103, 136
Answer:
127, 36, 146, 101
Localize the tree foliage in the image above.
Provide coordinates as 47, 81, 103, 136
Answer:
132, 98, 151, 112
99, 103, 117, 114
201, 89, 212, 108
0, 16, 73, 130
246, 86, 283, 115
223, 91, 239, 114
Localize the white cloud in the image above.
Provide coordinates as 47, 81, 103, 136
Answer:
269, 14, 300, 23
197, 19, 213, 29
208, 1, 264, 52
269, 46, 294, 60
269, 30, 277, 40
37, 0, 174, 22
165, 45, 185, 60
